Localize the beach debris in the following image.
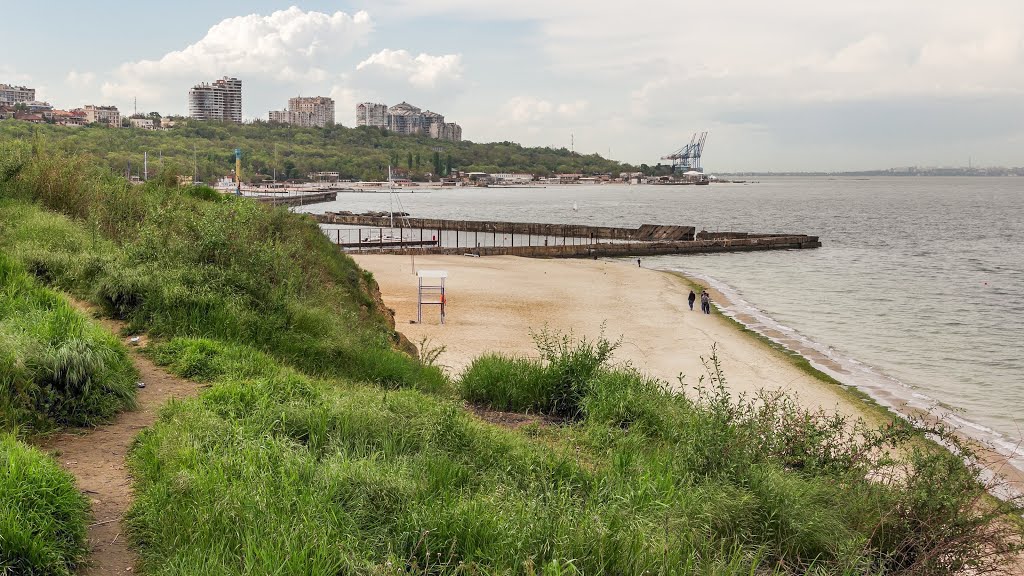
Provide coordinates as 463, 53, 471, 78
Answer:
136, 381, 146, 389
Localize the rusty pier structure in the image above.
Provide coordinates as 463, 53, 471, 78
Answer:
312, 212, 821, 258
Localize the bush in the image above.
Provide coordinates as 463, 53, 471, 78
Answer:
0, 253, 137, 433
0, 434, 90, 576
0, 153, 437, 390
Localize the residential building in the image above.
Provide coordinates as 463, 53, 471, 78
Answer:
288, 96, 334, 127
355, 100, 463, 141
83, 105, 121, 127
188, 76, 242, 123
386, 101, 423, 135
355, 102, 386, 128
431, 122, 462, 142
130, 117, 156, 130
0, 84, 35, 105
421, 110, 444, 136
50, 109, 87, 126
268, 96, 335, 128
22, 101, 53, 113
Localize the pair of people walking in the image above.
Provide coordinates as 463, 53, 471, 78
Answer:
688, 289, 711, 314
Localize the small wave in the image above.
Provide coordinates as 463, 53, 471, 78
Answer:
666, 265, 1024, 482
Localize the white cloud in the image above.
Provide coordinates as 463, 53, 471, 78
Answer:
65, 70, 96, 89
329, 85, 360, 125
356, 49, 463, 89
498, 96, 590, 126
557, 100, 588, 118
100, 7, 372, 113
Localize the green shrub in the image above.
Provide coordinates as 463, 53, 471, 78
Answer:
0, 434, 90, 576
0, 253, 137, 433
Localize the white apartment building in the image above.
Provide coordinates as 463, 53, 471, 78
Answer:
0, 84, 35, 105
188, 77, 242, 123
83, 105, 121, 127
356, 102, 387, 128
130, 117, 156, 130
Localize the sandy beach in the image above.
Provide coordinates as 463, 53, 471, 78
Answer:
355, 254, 869, 419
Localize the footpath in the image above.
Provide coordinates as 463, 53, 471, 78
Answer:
42, 300, 199, 575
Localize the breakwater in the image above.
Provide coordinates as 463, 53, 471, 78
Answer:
312, 212, 820, 258
252, 191, 338, 207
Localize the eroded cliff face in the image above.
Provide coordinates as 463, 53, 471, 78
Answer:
361, 273, 419, 358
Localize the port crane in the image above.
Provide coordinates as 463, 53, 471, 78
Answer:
661, 132, 708, 173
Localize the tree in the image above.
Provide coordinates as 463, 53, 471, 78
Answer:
406, 151, 413, 170
444, 153, 452, 176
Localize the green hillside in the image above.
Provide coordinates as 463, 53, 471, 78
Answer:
1, 138, 1021, 575
0, 120, 632, 183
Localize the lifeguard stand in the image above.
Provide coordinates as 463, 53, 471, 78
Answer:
417, 270, 447, 324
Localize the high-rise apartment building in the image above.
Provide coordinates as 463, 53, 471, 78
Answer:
356, 102, 387, 128
386, 101, 423, 135
188, 77, 242, 123
0, 84, 35, 105
268, 96, 335, 127
354, 101, 462, 141
289, 96, 334, 127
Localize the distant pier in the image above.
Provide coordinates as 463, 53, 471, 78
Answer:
251, 191, 338, 207
313, 213, 821, 258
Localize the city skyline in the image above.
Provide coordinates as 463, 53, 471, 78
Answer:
2, 1, 1023, 171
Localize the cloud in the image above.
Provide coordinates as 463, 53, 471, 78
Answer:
65, 71, 96, 89
498, 96, 590, 127
100, 7, 372, 112
356, 49, 463, 89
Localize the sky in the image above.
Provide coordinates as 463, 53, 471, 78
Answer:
2, 0, 1023, 171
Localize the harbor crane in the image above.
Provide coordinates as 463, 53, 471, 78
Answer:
661, 132, 708, 173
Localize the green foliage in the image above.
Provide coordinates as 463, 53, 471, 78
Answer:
0, 120, 631, 183
460, 327, 623, 419
459, 332, 1024, 574
0, 252, 137, 433
0, 147, 443, 390
0, 434, 90, 576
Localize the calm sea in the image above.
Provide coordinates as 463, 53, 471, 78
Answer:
299, 177, 1024, 472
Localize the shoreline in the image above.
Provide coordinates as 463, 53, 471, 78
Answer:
356, 253, 1024, 493
354, 254, 869, 420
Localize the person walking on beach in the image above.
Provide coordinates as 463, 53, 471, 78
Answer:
688, 290, 696, 311
700, 290, 711, 314
637, 258, 641, 267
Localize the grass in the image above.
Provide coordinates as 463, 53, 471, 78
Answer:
0, 433, 90, 576
0, 252, 137, 434
2, 141, 1022, 574
0, 141, 445, 392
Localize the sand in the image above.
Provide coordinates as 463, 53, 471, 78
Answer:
354, 254, 868, 418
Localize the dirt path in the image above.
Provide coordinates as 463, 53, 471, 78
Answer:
42, 303, 200, 575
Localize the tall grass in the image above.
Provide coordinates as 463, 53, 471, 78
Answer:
0, 143, 444, 391
0, 433, 90, 576
0, 252, 137, 433
3, 141, 1021, 574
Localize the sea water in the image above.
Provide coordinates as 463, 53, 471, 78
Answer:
300, 177, 1024, 473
